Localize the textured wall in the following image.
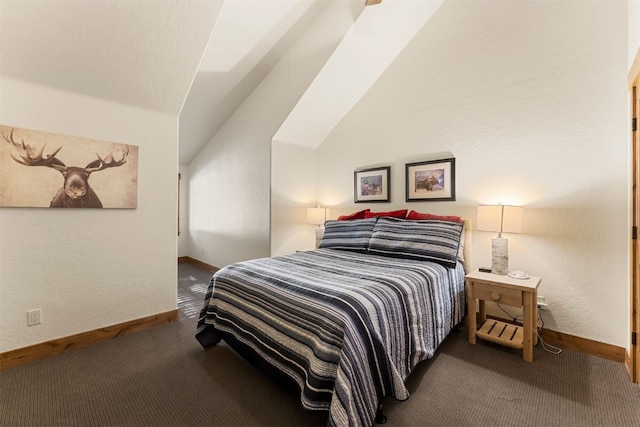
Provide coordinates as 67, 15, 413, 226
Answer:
271, 142, 317, 255
187, 89, 274, 267
630, 0, 639, 70
0, 78, 178, 352
178, 165, 189, 258
313, 1, 628, 346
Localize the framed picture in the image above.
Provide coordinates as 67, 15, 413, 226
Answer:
405, 158, 455, 202
0, 124, 138, 208
354, 166, 390, 203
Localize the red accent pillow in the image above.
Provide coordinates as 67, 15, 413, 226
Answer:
337, 209, 370, 221
364, 209, 408, 219
406, 210, 462, 222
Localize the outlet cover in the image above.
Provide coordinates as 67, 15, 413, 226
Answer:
27, 308, 41, 326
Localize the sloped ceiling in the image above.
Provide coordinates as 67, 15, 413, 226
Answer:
0, 0, 220, 115
178, 0, 329, 164
274, 0, 445, 149
0, 0, 446, 166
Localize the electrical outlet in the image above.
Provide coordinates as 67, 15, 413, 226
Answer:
27, 308, 41, 326
537, 296, 548, 310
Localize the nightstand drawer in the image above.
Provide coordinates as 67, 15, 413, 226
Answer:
472, 283, 522, 306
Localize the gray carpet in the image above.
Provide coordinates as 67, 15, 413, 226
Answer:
1, 262, 639, 426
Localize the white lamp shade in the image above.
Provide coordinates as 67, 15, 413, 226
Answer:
502, 205, 523, 234
476, 205, 503, 232
306, 207, 326, 225
477, 205, 523, 235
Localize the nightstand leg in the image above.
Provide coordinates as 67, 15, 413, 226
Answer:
533, 291, 539, 346
523, 292, 534, 362
467, 285, 477, 344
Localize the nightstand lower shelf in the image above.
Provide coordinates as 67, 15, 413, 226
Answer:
476, 319, 524, 349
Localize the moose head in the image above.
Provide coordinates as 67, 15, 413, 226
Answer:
2, 127, 129, 208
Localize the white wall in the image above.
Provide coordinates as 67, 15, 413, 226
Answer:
187, 90, 274, 267
0, 78, 178, 352
311, 1, 628, 346
178, 164, 189, 257
630, 0, 639, 70
271, 142, 317, 254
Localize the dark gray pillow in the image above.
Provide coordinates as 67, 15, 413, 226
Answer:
318, 218, 378, 252
368, 217, 463, 268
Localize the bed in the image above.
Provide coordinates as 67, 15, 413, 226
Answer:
196, 216, 471, 426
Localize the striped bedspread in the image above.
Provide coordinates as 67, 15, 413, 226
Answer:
196, 248, 465, 427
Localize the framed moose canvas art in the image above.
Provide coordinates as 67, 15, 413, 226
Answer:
0, 125, 138, 209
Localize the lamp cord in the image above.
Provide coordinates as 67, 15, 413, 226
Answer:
496, 303, 562, 355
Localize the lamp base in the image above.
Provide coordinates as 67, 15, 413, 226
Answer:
491, 237, 509, 275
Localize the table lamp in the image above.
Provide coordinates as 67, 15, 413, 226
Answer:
306, 206, 326, 248
476, 204, 523, 275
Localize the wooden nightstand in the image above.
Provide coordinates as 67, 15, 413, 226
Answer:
466, 270, 541, 362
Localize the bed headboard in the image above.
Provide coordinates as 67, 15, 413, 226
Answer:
461, 218, 473, 273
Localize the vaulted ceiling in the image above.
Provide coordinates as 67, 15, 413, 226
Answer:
0, 0, 219, 115
0, 0, 445, 165
178, 0, 332, 164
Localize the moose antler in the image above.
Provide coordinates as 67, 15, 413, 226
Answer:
85, 145, 129, 173
2, 127, 66, 170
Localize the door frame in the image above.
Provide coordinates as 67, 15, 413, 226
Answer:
629, 47, 640, 384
